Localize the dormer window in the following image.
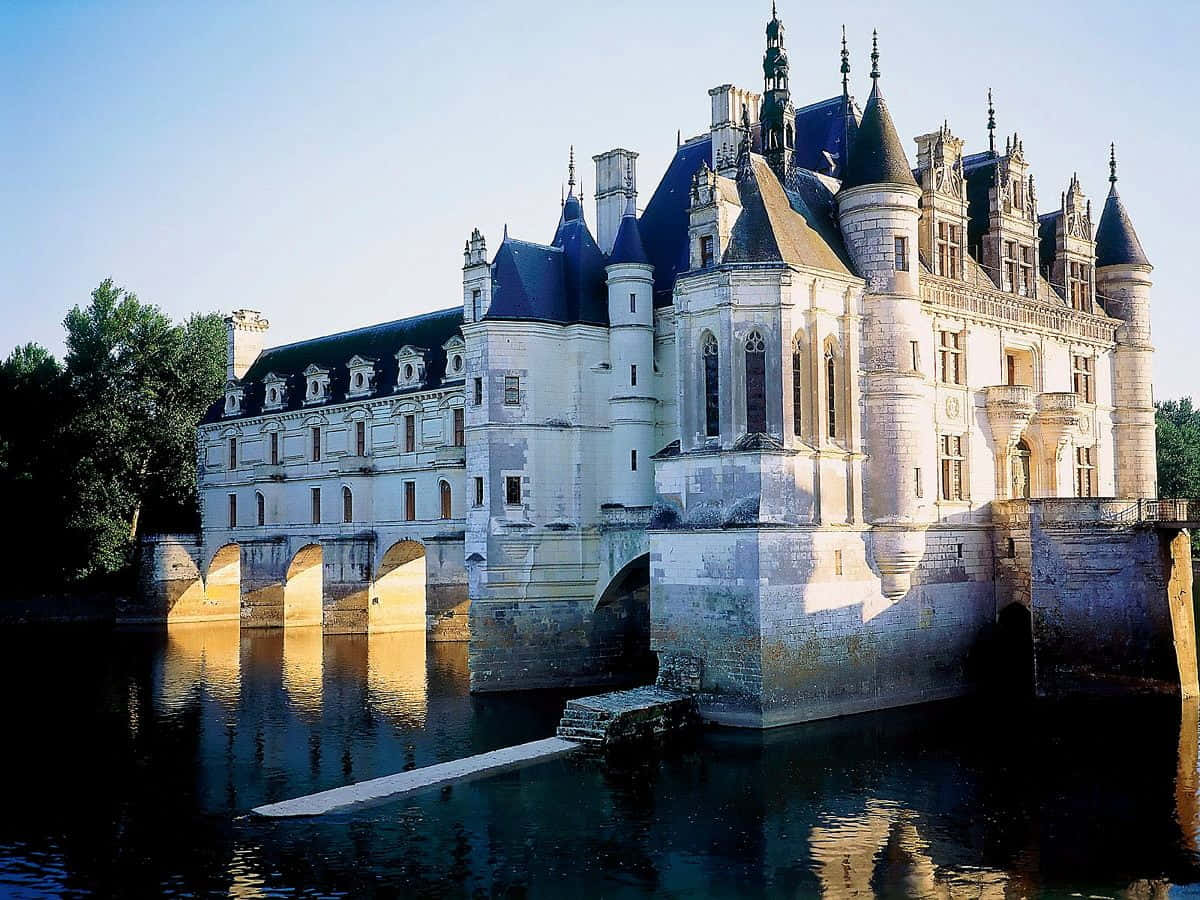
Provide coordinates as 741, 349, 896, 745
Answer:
442, 335, 466, 382
346, 355, 377, 398
223, 382, 245, 417
303, 364, 331, 405
262, 373, 286, 411
395, 346, 429, 390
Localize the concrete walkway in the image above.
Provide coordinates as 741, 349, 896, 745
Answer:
251, 737, 580, 818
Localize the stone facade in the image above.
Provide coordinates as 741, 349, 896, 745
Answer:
138, 8, 1192, 728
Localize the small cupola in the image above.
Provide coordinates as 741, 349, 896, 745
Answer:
303, 364, 331, 405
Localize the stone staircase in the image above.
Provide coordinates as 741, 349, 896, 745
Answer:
556, 686, 699, 750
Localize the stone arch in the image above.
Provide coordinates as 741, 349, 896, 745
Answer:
284, 543, 323, 627
203, 544, 241, 620
372, 539, 428, 632
592, 552, 656, 685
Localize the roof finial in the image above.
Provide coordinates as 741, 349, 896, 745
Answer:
987, 89, 996, 155
568, 145, 576, 195
870, 29, 879, 81
772, 0, 777, 18
840, 25, 850, 98
1109, 142, 1118, 185
677, 128, 681, 149
561, 183, 565, 209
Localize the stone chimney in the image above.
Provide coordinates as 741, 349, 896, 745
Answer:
225, 310, 269, 381
593, 149, 638, 255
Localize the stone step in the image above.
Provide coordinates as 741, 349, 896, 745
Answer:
554, 687, 699, 750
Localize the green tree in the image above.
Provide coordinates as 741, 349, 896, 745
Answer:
1156, 397, 1200, 499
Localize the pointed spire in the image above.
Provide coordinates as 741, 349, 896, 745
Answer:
870, 29, 879, 81
841, 33, 916, 191
987, 89, 996, 155
676, 128, 681, 149
503, 223, 509, 239
840, 25, 850, 99
1109, 142, 1118, 185
567, 145, 576, 195
1096, 143, 1149, 268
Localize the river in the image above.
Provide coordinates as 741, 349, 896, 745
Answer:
1, 623, 1198, 897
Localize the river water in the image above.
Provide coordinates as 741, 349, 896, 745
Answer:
1, 623, 1199, 897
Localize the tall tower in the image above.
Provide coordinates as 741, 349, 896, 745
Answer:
605, 164, 656, 508
760, 3, 795, 180
837, 33, 930, 599
1095, 146, 1156, 498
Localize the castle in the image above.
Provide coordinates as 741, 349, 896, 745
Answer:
139, 10, 1197, 727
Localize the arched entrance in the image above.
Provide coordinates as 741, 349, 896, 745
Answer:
593, 553, 656, 685
284, 544, 323, 627
372, 540, 427, 632
1011, 440, 1032, 499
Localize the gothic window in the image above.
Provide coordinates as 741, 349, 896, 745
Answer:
702, 333, 720, 438
936, 222, 961, 278
938, 331, 964, 385
503, 375, 520, 406
256, 491, 265, 526
1075, 446, 1096, 497
700, 235, 715, 269
939, 434, 966, 501
1069, 261, 1092, 311
744, 330, 766, 435
440, 480, 452, 520
453, 408, 465, 447
1072, 355, 1094, 403
342, 486, 353, 523
404, 481, 416, 521
894, 236, 909, 272
825, 344, 838, 440
311, 487, 321, 525
791, 337, 803, 438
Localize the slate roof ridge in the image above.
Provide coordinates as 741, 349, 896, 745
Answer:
252, 306, 462, 361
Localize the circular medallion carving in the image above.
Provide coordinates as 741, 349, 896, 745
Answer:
1079, 416, 1091, 434
945, 396, 961, 419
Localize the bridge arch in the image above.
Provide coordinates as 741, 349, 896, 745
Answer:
202, 543, 241, 620
372, 539, 428, 632
592, 552, 656, 685
284, 543, 323, 627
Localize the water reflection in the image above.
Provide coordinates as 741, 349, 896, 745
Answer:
159, 621, 241, 711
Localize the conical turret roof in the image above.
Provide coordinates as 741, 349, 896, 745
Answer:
608, 198, 650, 266
1095, 185, 1150, 268
840, 82, 916, 191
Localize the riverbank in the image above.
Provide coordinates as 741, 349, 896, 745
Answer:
0, 592, 119, 625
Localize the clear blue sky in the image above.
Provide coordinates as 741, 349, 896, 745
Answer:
2, 1, 1196, 399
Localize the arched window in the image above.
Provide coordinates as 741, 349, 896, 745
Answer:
744, 330, 766, 434
702, 333, 720, 438
256, 491, 265, 526
791, 335, 804, 438
825, 343, 838, 440
439, 480, 452, 520
342, 485, 353, 523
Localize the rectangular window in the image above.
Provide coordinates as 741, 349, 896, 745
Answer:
910, 340, 920, 372
936, 221, 961, 279
453, 408, 465, 447
631, 449, 638, 472
355, 421, 366, 456
343, 487, 353, 523
630, 364, 637, 387
938, 331, 964, 385
1072, 355, 1094, 404
630, 292, 637, 314
473, 377, 483, 406
473, 476, 484, 507
228, 437, 237, 470
503, 375, 520, 406
915, 467, 923, 498
1019, 245, 1034, 296
834, 549, 843, 576
310, 487, 321, 525
404, 481, 416, 521
1006, 354, 1017, 386
700, 234, 715, 268
404, 415, 415, 453
1068, 261, 1092, 312
1075, 446, 1096, 497
471, 288, 482, 321
505, 475, 522, 506
270, 431, 279, 466
311, 427, 321, 462
256, 492, 265, 526
1003, 240, 1017, 292
894, 236, 909, 272
940, 434, 966, 501
791, 348, 803, 438
228, 493, 237, 528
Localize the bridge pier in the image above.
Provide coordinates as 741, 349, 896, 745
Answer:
240, 538, 291, 628
322, 535, 375, 635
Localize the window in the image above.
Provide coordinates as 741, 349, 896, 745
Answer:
404, 481, 416, 521
938, 331, 964, 384
1075, 446, 1096, 497
791, 340, 803, 438
310, 487, 321, 525
404, 415, 416, 453
940, 434, 966, 501
630, 292, 637, 314
353, 372, 364, 390
702, 333, 720, 438
472, 289, 482, 321
631, 449, 638, 471
630, 364, 638, 387
228, 493, 237, 528
834, 549, 843, 577
452, 354, 463, 374
311, 427, 321, 462
440, 481, 452, 519
894, 236, 909, 272
1003, 240, 1017, 293
1069, 261, 1091, 312
453, 408, 465, 447
355, 421, 366, 457
473, 476, 484, 507
744, 330, 766, 434
825, 345, 837, 439
342, 486, 353, 523
256, 491, 265, 526
228, 437, 237, 470
1073, 355, 1094, 403
915, 467, 923, 498
504, 375, 520, 406
1006, 354, 1017, 386
269, 431, 279, 466
910, 340, 920, 372
1011, 178, 1023, 211
936, 221, 961, 279
700, 234, 715, 268
505, 475, 522, 506
473, 377, 483, 406
1019, 245, 1034, 296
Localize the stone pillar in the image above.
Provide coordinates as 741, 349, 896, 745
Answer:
322, 535, 375, 635
130, 534, 205, 624
424, 534, 470, 641
240, 538, 290, 628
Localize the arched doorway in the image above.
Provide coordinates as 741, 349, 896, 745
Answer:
1011, 440, 1032, 499
593, 553, 656, 685
372, 540, 427, 632
284, 544, 323, 627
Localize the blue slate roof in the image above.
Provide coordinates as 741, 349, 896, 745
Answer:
609, 201, 650, 266
793, 95, 860, 176
1095, 186, 1150, 268
639, 136, 715, 307
841, 83, 916, 190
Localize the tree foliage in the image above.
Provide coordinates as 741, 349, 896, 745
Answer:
1157, 397, 1200, 500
